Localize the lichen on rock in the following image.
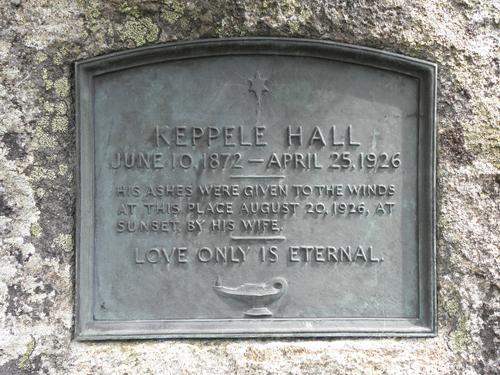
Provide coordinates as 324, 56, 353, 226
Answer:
120, 16, 160, 47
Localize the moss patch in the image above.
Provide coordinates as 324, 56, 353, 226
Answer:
443, 297, 473, 353
161, 0, 186, 24
51, 116, 68, 133
52, 233, 74, 253
121, 16, 160, 46
54, 79, 70, 98
17, 337, 35, 370
30, 223, 42, 238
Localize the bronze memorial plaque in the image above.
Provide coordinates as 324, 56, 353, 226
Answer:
76, 38, 436, 339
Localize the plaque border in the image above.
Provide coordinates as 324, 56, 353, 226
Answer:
75, 38, 437, 340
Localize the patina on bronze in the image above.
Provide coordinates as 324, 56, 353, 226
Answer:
75, 38, 437, 339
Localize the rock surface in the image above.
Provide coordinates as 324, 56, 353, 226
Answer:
0, 0, 498, 374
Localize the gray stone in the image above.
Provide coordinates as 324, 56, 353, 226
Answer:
0, 0, 498, 374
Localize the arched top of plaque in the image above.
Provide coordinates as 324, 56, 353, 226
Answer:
75, 38, 436, 340
76, 37, 436, 84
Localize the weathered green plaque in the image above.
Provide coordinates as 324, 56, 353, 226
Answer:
75, 38, 436, 339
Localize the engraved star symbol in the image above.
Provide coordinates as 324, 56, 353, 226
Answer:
248, 72, 269, 106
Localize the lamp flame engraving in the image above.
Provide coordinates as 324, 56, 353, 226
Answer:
214, 276, 288, 317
